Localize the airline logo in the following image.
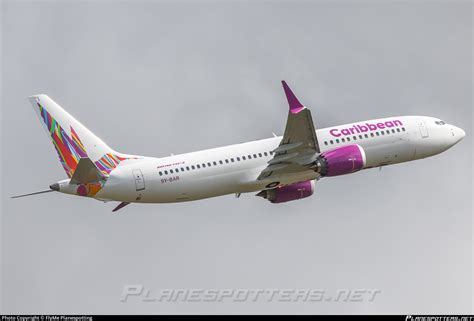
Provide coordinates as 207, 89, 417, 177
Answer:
329, 119, 403, 137
37, 102, 131, 176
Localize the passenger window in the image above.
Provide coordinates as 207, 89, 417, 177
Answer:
159, 171, 163, 176
170, 169, 174, 173
353, 136, 356, 140
191, 165, 195, 170
324, 141, 328, 145
370, 133, 374, 137
207, 162, 211, 167
397, 128, 400, 132
258, 153, 262, 157
175, 168, 179, 172
253, 154, 257, 158
336, 139, 340, 143
330, 140, 334, 144
347, 137, 351, 141
402, 128, 406, 131
202, 163, 206, 168
264, 152, 268, 156
225, 159, 229, 163
236, 157, 240, 161
181, 167, 184, 171
391, 129, 395, 133
164, 170, 168, 175
231, 158, 235, 162
197, 164, 201, 169
219, 160, 223, 164
342, 138, 346, 142
186, 166, 190, 170
376, 132, 379, 136
381, 131, 384, 135
359, 135, 363, 139
213, 161, 217, 166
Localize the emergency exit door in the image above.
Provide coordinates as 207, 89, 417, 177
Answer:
132, 169, 145, 191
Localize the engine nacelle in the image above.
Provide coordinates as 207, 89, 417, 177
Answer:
315, 144, 366, 177
257, 180, 315, 203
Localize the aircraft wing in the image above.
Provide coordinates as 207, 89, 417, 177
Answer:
258, 81, 320, 181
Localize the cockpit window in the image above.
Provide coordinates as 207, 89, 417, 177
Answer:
435, 120, 446, 125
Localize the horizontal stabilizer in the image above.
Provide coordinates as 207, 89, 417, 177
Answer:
112, 202, 130, 212
70, 157, 106, 184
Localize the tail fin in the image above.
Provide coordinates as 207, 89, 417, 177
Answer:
29, 94, 131, 178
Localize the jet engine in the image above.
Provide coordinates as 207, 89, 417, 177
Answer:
256, 180, 315, 203
313, 144, 366, 177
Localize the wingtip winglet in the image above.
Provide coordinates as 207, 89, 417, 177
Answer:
281, 81, 305, 114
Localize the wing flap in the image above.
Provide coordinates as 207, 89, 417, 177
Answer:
272, 142, 303, 153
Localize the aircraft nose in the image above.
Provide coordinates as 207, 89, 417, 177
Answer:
458, 127, 466, 139
451, 125, 465, 144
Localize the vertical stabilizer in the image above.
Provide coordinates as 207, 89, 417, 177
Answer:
28, 94, 131, 177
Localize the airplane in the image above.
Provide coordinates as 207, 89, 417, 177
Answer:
12, 81, 465, 211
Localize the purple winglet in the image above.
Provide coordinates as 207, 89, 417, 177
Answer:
282, 80, 305, 114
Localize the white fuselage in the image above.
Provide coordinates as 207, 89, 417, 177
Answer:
57, 115, 464, 203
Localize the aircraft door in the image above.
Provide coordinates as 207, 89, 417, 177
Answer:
418, 119, 429, 138
132, 169, 145, 191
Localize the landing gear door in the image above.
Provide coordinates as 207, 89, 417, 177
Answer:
132, 169, 145, 191
418, 119, 429, 138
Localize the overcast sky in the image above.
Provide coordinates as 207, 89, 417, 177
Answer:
1, 1, 472, 314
